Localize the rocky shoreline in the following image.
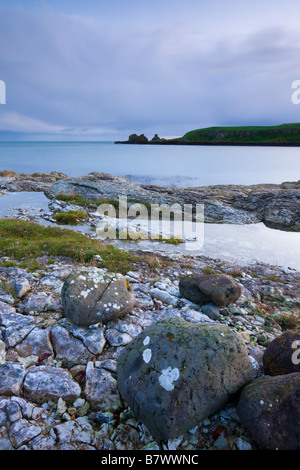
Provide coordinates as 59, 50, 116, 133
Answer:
1, 170, 300, 231
0, 170, 299, 451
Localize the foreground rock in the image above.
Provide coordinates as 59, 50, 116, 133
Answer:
237, 373, 300, 450
0, 250, 299, 450
44, 172, 300, 231
117, 318, 253, 441
61, 268, 135, 326
263, 330, 300, 376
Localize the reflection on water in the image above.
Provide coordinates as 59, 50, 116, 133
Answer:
109, 219, 300, 271
0, 191, 300, 270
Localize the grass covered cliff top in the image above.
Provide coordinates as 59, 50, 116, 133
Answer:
116, 123, 300, 146
182, 123, 300, 144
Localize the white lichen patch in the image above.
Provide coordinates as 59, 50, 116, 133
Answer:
143, 348, 152, 364
143, 336, 150, 346
81, 289, 91, 299
158, 366, 180, 391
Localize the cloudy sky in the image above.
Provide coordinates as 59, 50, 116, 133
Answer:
1, 0, 300, 140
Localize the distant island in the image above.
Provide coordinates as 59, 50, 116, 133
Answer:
115, 123, 300, 146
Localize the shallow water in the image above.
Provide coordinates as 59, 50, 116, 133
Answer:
104, 217, 300, 271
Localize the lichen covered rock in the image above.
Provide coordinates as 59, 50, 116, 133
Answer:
116, 318, 253, 441
263, 329, 300, 376
237, 373, 300, 450
61, 268, 135, 326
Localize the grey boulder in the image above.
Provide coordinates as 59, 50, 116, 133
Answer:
61, 268, 135, 326
117, 318, 253, 441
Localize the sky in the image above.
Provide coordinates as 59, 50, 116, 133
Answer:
1, 0, 300, 141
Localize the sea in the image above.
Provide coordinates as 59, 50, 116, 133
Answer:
0, 141, 300, 270
0, 141, 300, 187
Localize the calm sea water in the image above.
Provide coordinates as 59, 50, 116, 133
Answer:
0, 141, 300, 187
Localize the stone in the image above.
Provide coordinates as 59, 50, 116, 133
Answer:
84, 362, 122, 412
237, 373, 300, 450
8, 419, 42, 449
53, 417, 94, 448
20, 292, 61, 314
179, 275, 211, 304
14, 327, 53, 359
6, 400, 22, 423
197, 274, 242, 307
0, 363, 26, 397
235, 437, 252, 450
50, 324, 96, 365
23, 366, 81, 404
200, 302, 221, 320
180, 308, 215, 324
61, 268, 135, 326
105, 329, 133, 347
56, 398, 67, 416
149, 287, 179, 307
263, 329, 300, 376
179, 274, 242, 307
116, 318, 253, 441
11, 278, 31, 299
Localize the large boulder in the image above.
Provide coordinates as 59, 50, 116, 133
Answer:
179, 274, 242, 307
263, 329, 300, 376
116, 318, 253, 441
61, 268, 135, 326
237, 373, 300, 450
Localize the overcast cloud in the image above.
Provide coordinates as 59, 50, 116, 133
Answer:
1, 0, 300, 140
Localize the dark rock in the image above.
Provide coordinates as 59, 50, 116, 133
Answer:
117, 318, 253, 441
197, 274, 242, 307
179, 273, 242, 307
179, 275, 211, 304
237, 373, 300, 450
263, 329, 300, 376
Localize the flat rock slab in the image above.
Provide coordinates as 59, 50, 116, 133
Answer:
23, 366, 81, 404
0, 363, 26, 397
117, 318, 253, 441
